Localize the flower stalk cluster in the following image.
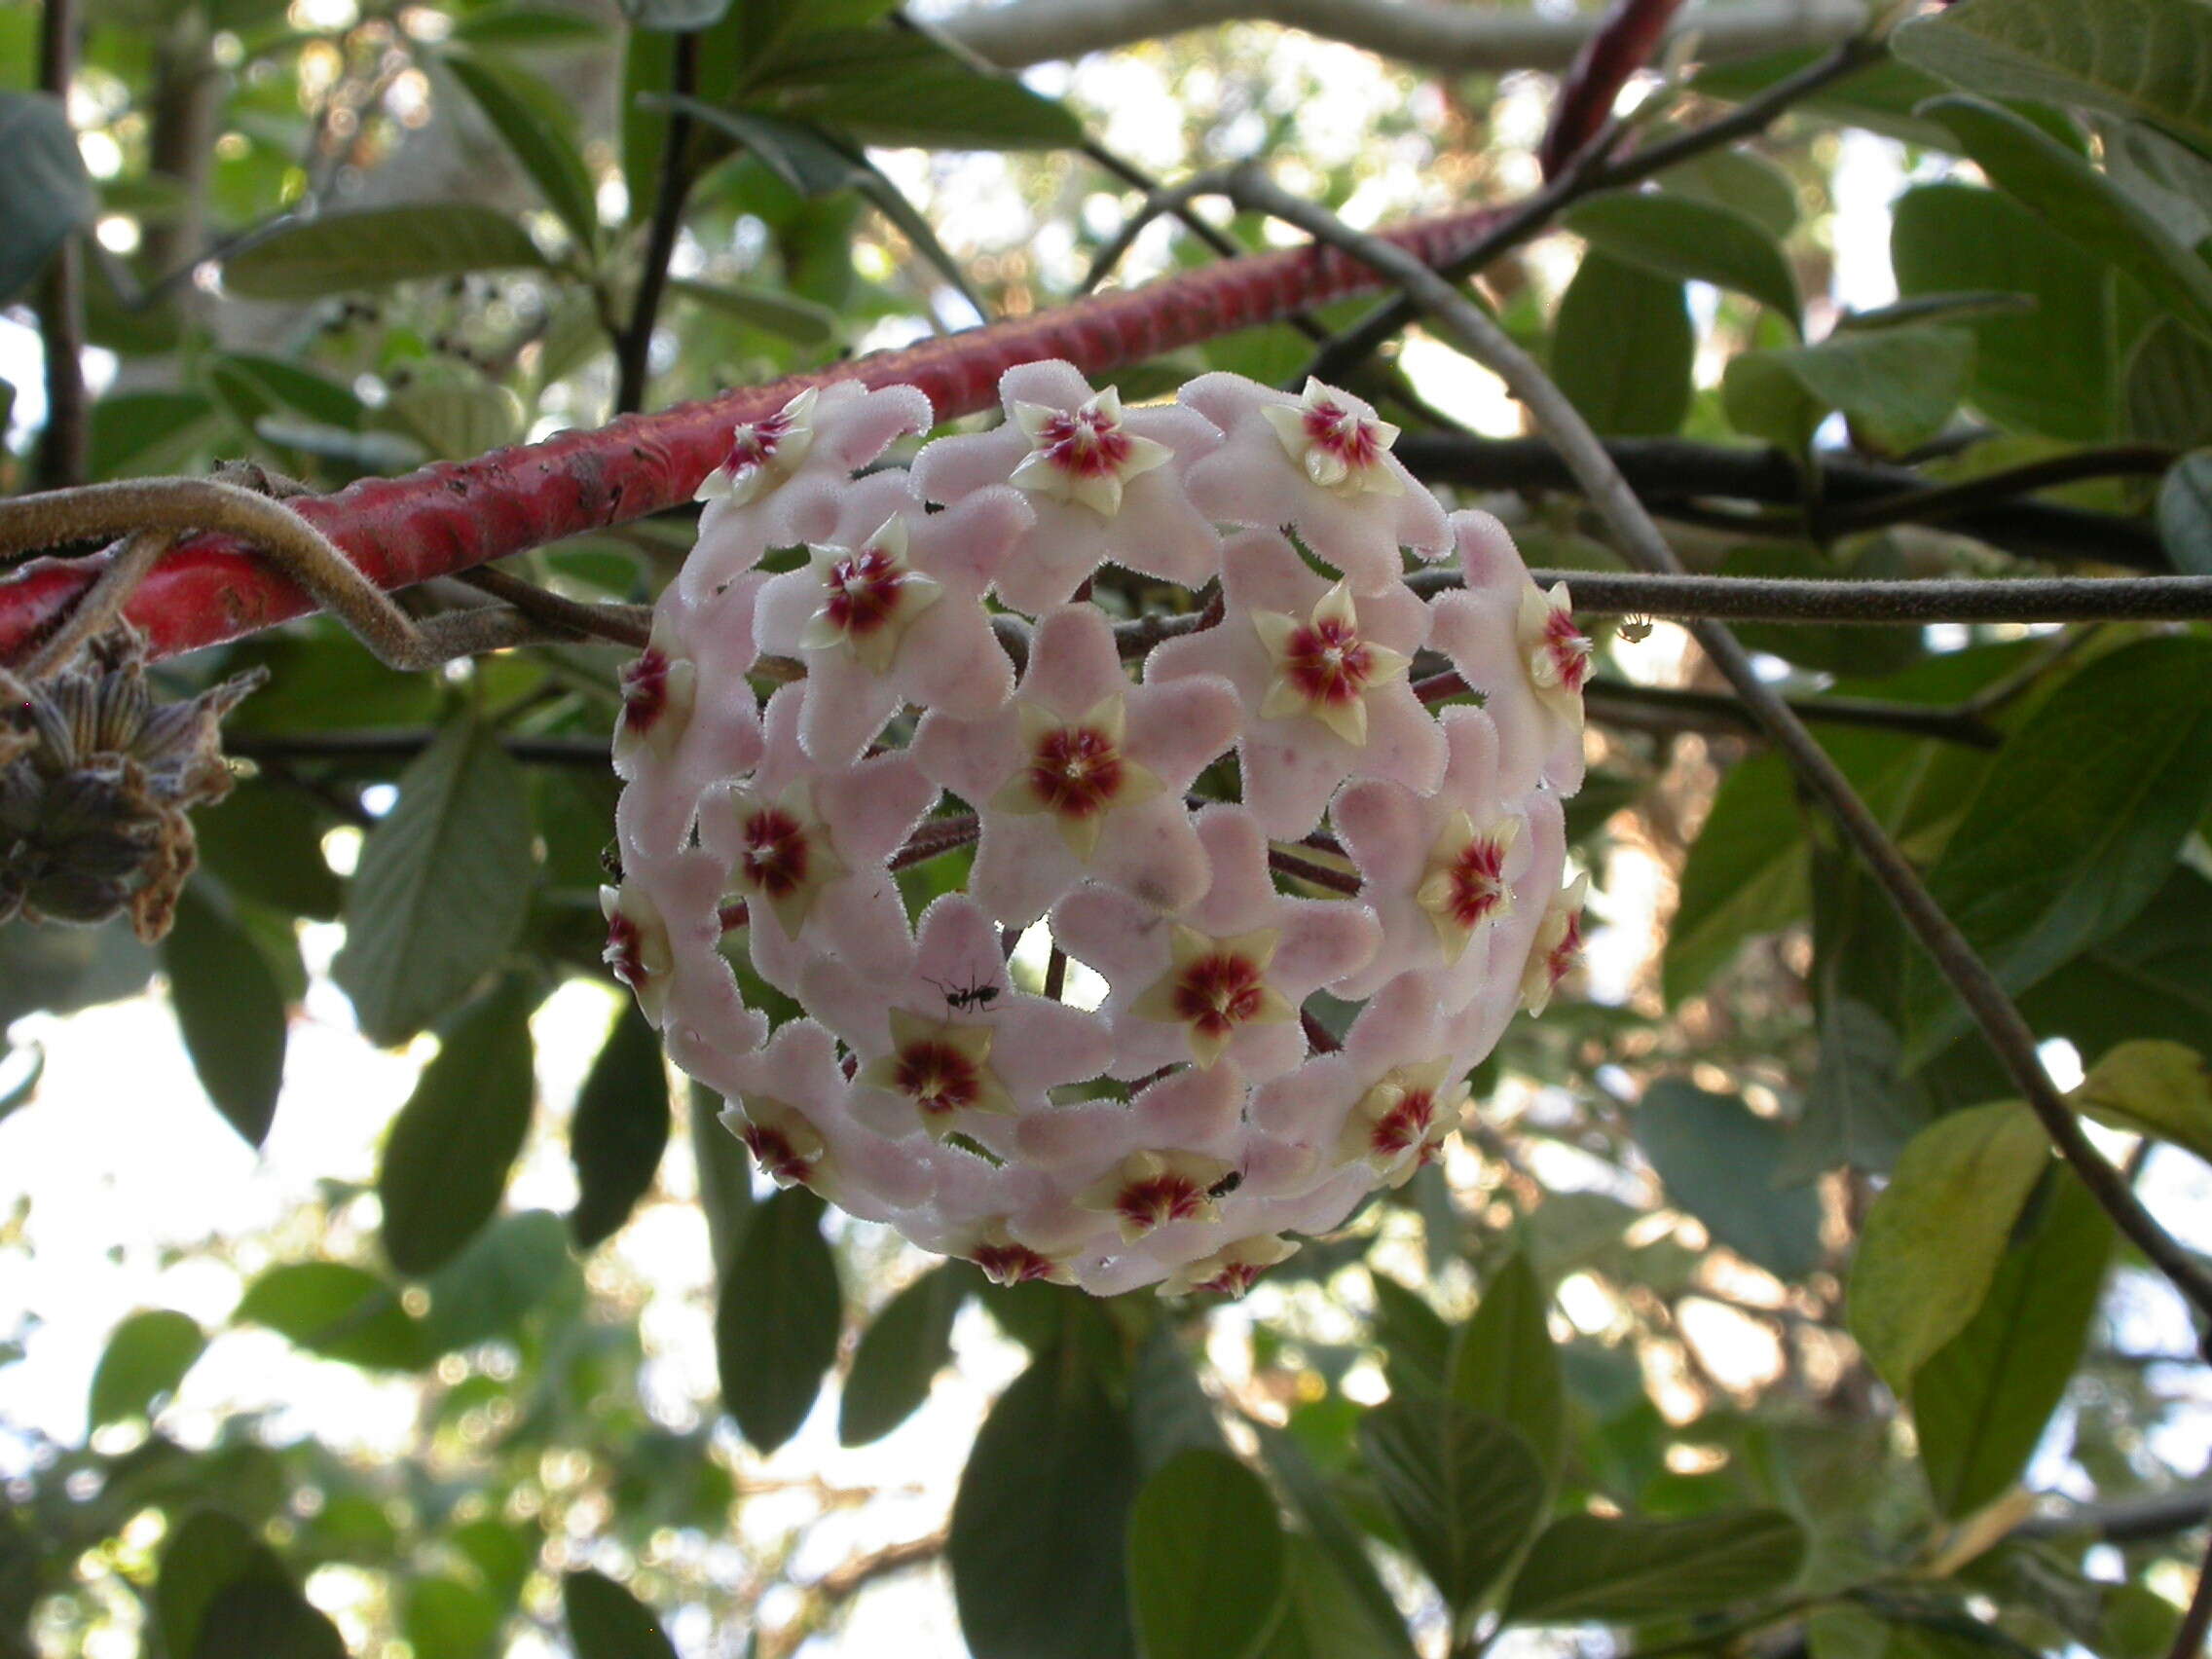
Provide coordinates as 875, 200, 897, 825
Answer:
608, 365, 1589, 1297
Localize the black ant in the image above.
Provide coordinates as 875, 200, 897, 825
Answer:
928, 974, 1001, 1014
1206, 1170, 1243, 1199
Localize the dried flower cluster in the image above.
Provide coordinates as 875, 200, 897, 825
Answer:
608, 366, 1589, 1298
0, 630, 262, 940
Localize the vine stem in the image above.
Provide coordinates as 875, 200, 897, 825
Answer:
614, 29, 699, 417
35, 0, 88, 490
0, 200, 1515, 665
1408, 570, 2212, 624
1219, 165, 2212, 1332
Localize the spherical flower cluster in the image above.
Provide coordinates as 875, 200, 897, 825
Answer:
608, 364, 1590, 1298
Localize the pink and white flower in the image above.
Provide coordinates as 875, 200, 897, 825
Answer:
1180, 373, 1450, 594
914, 605, 1238, 926
1147, 530, 1443, 838
912, 360, 1224, 613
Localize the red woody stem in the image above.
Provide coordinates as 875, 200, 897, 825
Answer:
0, 202, 1507, 666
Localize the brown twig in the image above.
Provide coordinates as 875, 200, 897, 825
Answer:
456, 564, 654, 649
18, 531, 177, 678
1269, 845, 1364, 895
34, 0, 87, 491
615, 29, 701, 415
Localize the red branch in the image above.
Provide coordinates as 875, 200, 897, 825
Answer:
1537, 0, 1687, 178
0, 203, 1509, 666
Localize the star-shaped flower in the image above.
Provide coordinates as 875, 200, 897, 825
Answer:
911, 360, 1224, 613
1158, 1234, 1300, 1299
958, 1221, 1079, 1287
1051, 805, 1380, 1082
1074, 1147, 1237, 1242
1427, 509, 1590, 797
697, 682, 934, 999
1147, 531, 1443, 839
1179, 372, 1450, 594
754, 481, 1031, 763
913, 605, 1238, 927
684, 381, 934, 589
1521, 871, 1589, 1015
1331, 706, 1536, 1000
613, 610, 696, 771
600, 878, 674, 1026
611, 576, 768, 858
720, 1018, 938, 1220
1334, 1055, 1470, 1186
802, 894, 1114, 1151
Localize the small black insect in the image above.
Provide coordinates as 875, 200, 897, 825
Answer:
929, 974, 1001, 1014
600, 841, 625, 883
1206, 1170, 1244, 1199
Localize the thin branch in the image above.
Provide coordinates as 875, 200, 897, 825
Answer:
2014, 1485, 2212, 1544
1539, 0, 1685, 178
1221, 165, 2212, 1334
1303, 34, 1885, 386
228, 729, 615, 767
615, 29, 700, 416
1301, 1006, 1343, 1055
456, 564, 654, 649
1414, 670, 2003, 749
942, 0, 1868, 74
1822, 444, 2177, 535
1395, 433, 2171, 571
2172, 1529, 2212, 1659
1404, 569, 2212, 625
35, 0, 87, 491
1269, 845, 1364, 895
18, 530, 176, 678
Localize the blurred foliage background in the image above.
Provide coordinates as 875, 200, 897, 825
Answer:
4, 0, 2212, 1655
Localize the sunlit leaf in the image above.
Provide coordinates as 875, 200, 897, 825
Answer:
563, 1568, 678, 1659
222, 204, 549, 299
89, 1309, 205, 1428
839, 1263, 967, 1446
1502, 1509, 1806, 1624
1357, 1398, 1543, 1619
1128, 1450, 1287, 1659
2069, 1039, 2212, 1166
1551, 253, 1693, 436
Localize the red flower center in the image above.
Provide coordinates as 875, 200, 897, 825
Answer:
603, 911, 646, 988
1542, 608, 1594, 694
618, 647, 672, 738
737, 808, 809, 898
1117, 1173, 1208, 1233
1171, 952, 1269, 1038
894, 1041, 983, 1120
1302, 399, 1385, 470
823, 547, 907, 638
1026, 724, 1125, 819
1281, 616, 1375, 708
1197, 1260, 1267, 1297
1034, 407, 1133, 479
738, 1122, 812, 1186
722, 412, 790, 475
1442, 836, 1511, 929
1370, 1089, 1439, 1158
973, 1240, 1058, 1285
1545, 910, 1585, 988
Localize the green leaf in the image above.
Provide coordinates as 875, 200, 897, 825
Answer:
1902, 637, 2212, 1059
1894, 0, 2212, 155
209, 352, 367, 430
1633, 1081, 1824, 1278
1921, 95, 2212, 343
90, 1309, 206, 1428
950, 1351, 1140, 1659
1694, 48, 1963, 149
2158, 451, 2212, 572
88, 388, 223, 478
419, 1209, 573, 1352
2070, 1039, 2212, 1165
1656, 147, 1799, 239
378, 978, 539, 1277
404, 1574, 503, 1659
1127, 1450, 1287, 1659
1662, 753, 1808, 1004
1551, 253, 1693, 436
562, 1568, 678, 1659
1846, 1102, 2051, 1394
1447, 1254, 1566, 1487
234, 1260, 429, 1369
385, 378, 525, 461
1250, 1422, 1419, 1659
1261, 1535, 1413, 1659
1891, 182, 2118, 440
2128, 319, 2212, 450
164, 880, 290, 1147
1565, 190, 1800, 329
1357, 1398, 1544, 1619
1914, 1168, 2114, 1518
839, 1263, 967, 1446
669, 276, 837, 346
1370, 1272, 1453, 1397
716, 1186, 840, 1452
333, 716, 535, 1047
192, 783, 342, 920
449, 4, 612, 45
222, 204, 548, 300
745, 28, 1083, 150
159, 1510, 341, 1659
437, 49, 600, 253
1502, 1509, 1807, 1624
0, 92, 95, 303
569, 1005, 671, 1249
1725, 324, 1975, 457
